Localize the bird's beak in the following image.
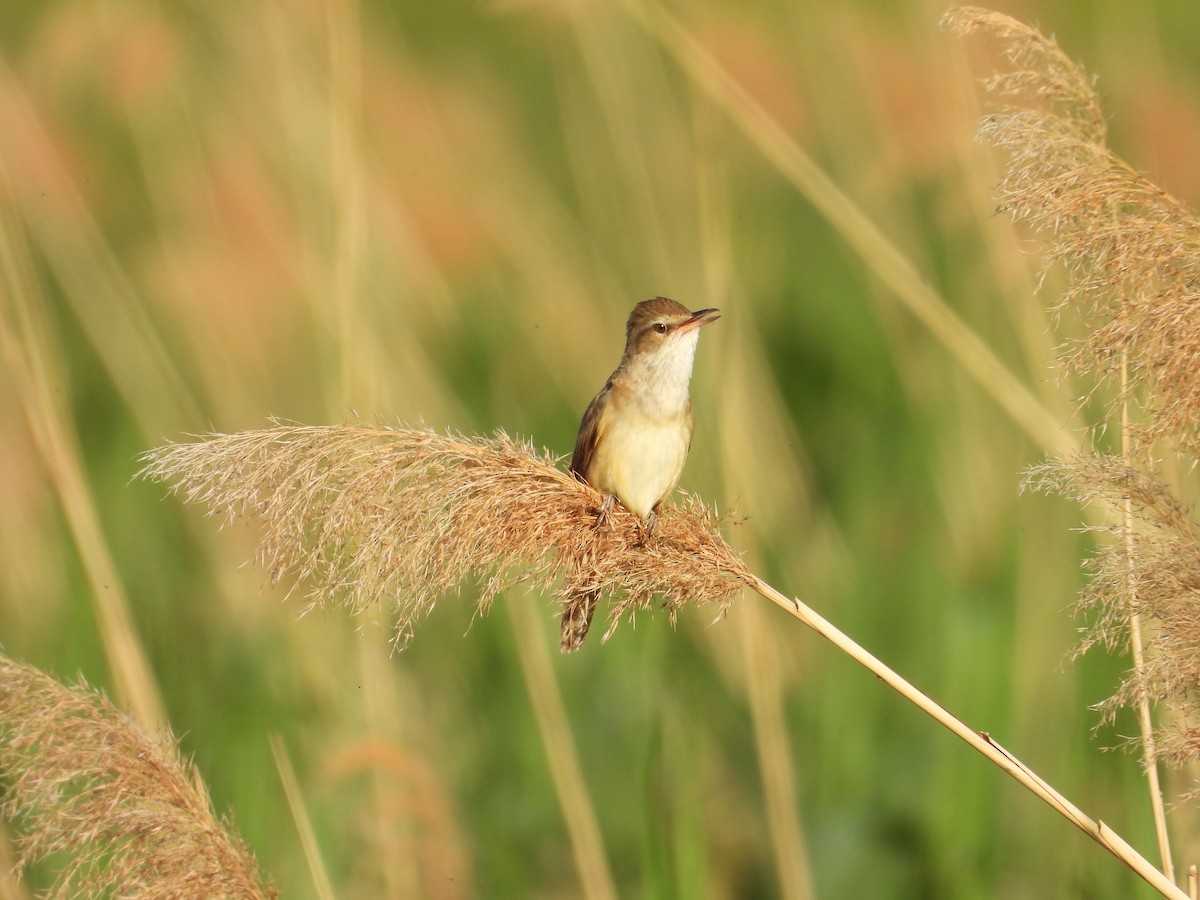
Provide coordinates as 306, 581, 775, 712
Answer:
676, 308, 721, 334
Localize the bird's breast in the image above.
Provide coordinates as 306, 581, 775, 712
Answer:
585, 403, 692, 519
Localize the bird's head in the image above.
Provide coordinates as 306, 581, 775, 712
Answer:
616, 298, 720, 408
622, 297, 720, 362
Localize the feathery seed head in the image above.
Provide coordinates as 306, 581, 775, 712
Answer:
140, 424, 749, 651
0, 655, 273, 897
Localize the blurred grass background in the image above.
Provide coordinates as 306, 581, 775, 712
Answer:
2, 0, 1200, 896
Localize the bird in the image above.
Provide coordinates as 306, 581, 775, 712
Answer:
560, 296, 720, 651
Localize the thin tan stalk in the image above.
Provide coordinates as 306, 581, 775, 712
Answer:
0, 60, 203, 436
0, 826, 30, 900
326, 0, 367, 410
745, 573, 1188, 900
739, 604, 814, 900
1122, 349, 1174, 881
269, 734, 337, 900
505, 594, 618, 900
1188, 864, 1197, 900
0, 160, 165, 733
615, 0, 1073, 457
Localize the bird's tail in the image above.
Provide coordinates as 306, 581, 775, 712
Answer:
560, 589, 599, 653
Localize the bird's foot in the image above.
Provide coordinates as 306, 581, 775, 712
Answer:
595, 493, 616, 528
637, 510, 658, 545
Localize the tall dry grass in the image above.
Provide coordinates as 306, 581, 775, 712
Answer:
0, 655, 273, 897
947, 4, 1200, 888
3, 0, 1199, 896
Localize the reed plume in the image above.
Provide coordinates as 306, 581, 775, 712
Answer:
0, 654, 273, 898
1025, 457, 1200, 739
140, 424, 749, 650
944, 7, 1200, 458
945, 3, 1200, 859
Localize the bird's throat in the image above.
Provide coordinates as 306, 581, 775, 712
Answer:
615, 331, 700, 419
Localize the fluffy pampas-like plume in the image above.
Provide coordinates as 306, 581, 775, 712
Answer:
944, 7, 1200, 458
0, 654, 274, 897
1025, 455, 1200, 768
140, 424, 750, 650
945, 6, 1200, 790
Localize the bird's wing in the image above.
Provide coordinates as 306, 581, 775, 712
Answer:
570, 379, 612, 481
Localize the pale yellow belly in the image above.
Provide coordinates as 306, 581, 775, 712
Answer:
586, 415, 689, 518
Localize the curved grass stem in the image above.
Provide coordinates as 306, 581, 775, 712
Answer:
618, 0, 1073, 457
506, 594, 618, 900
745, 573, 1187, 900
1122, 349, 1175, 882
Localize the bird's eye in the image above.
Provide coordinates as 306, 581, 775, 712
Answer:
653, 323, 668, 334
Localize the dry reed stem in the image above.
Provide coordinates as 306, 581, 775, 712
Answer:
0, 655, 274, 898
619, 0, 1074, 456
505, 596, 619, 900
1122, 350, 1174, 882
0, 825, 29, 900
0, 62, 204, 435
747, 576, 1188, 900
140, 424, 749, 650
739, 603, 814, 900
945, 3, 1200, 878
268, 735, 335, 900
0, 158, 167, 734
